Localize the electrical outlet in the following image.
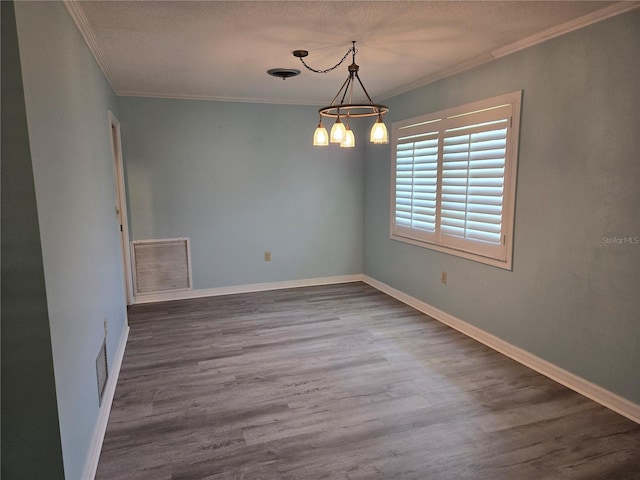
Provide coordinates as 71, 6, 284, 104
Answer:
441, 271, 447, 284
264, 251, 271, 262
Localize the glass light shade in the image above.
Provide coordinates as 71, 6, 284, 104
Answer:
370, 118, 389, 144
330, 118, 347, 143
340, 128, 356, 148
313, 122, 329, 146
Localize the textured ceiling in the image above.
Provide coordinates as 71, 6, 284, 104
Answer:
69, 1, 637, 105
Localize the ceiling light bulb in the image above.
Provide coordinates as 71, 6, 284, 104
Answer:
330, 117, 347, 143
313, 120, 329, 146
340, 128, 356, 148
370, 117, 389, 144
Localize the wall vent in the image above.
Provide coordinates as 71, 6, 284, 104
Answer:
96, 339, 108, 405
131, 238, 193, 296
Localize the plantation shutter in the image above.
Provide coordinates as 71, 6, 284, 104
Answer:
440, 106, 511, 259
394, 124, 440, 242
390, 92, 520, 268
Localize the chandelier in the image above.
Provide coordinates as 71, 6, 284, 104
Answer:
293, 41, 389, 148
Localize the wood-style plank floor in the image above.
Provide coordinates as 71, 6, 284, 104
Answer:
96, 282, 640, 480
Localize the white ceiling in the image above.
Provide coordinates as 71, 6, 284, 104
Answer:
67, 1, 638, 105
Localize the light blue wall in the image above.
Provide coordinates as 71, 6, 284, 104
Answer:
119, 98, 364, 288
1, 2, 65, 477
14, 2, 128, 478
364, 10, 640, 403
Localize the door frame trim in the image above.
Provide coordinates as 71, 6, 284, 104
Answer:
108, 111, 134, 305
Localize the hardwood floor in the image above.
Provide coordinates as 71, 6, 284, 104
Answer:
96, 282, 640, 480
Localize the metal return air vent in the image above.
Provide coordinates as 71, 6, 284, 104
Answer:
131, 238, 193, 296
96, 339, 108, 405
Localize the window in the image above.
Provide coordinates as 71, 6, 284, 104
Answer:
391, 91, 522, 269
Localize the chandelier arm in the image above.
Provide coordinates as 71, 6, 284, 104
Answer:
338, 76, 352, 107
348, 73, 355, 105
354, 72, 377, 107
297, 47, 355, 74
328, 75, 352, 108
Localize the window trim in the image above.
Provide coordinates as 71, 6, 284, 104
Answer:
389, 91, 522, 270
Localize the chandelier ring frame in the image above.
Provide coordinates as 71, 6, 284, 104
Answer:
319, 104, 389, 119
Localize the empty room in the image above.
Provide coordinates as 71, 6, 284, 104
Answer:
2, 1, 639, 479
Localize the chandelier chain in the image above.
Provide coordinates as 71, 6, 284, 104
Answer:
297, 46, 357, 74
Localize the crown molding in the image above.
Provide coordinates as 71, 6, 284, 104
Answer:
379, 1, 640, 101
116, 90, 324, 106
379, 53, 496, 101
63, 0, 116, 93
490, 1, 640, 59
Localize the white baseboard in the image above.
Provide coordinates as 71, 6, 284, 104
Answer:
133, 274, 365, 304
363, 275, 640, 424
81, 323, 130, 480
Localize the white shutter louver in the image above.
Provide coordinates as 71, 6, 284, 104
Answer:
441, 121, 508, 256
395, 130, 439, 241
